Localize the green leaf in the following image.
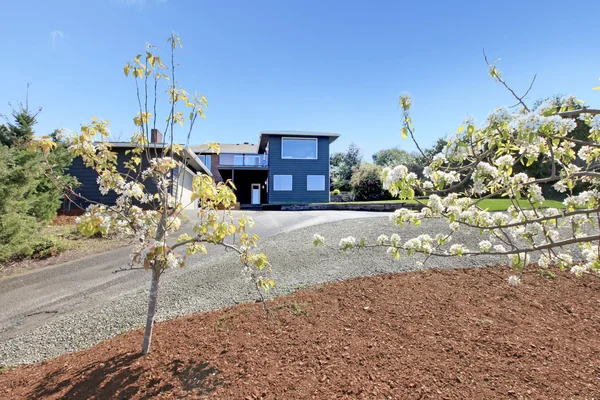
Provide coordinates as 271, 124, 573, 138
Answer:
401, 127, 408, 139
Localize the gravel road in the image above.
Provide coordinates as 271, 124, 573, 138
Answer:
1, 216, 509, 365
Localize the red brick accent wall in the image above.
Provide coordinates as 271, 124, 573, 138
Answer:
210, 154, 223, 183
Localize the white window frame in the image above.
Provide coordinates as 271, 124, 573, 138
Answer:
273, 175, 293, 191
281, 137, 318, 160
306, 175, 325, 191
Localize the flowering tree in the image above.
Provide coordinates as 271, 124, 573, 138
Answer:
315, 57, 600, 286
36, 35, 273, 355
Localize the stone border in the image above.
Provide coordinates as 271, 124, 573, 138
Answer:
263, 202, 424, 212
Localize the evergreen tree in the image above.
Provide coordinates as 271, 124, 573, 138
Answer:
0, 106, 75, 261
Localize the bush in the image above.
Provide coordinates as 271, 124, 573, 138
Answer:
30, 235, 68, 259
350, 163, 388, 201
332, 189, 341, 195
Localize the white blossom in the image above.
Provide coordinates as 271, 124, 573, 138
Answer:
507, 275, 521, 287
478, 240, 492, 252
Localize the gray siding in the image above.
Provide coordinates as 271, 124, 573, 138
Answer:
268, 136, 330, 203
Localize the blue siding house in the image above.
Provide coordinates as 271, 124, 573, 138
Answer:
192, 131, 339, 205
65, 130, 211, 211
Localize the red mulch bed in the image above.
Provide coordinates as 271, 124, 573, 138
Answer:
51, 215, 79, 226
1, 266, 599, 399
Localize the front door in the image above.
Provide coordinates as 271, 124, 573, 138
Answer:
251, 184, 261, 204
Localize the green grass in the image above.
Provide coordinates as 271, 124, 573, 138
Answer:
476, 198, 564, 212
332, 198, 565, 211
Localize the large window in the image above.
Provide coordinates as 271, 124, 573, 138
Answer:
273, 175, 292, 191
307, 175, 325, 191
281, 138, 317, 159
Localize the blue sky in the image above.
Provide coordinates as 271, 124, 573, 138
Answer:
2, 0, 600, 159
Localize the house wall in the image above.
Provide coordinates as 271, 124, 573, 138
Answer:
176, 166, 197, 210
66, 148, 200, 210
267, 136, 330, 203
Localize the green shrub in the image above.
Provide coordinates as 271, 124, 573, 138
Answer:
30, 235, 68, 259
332, 189, 341, 195
350, 163, 388, 201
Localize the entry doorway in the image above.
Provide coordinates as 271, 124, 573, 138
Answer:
251, 184, 261, 204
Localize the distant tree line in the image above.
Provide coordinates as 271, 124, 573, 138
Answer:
330, 138, 447, 201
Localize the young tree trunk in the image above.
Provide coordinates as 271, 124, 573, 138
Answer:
141, 275, 160, 355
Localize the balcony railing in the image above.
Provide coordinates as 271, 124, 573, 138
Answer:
219, 153, 268, 167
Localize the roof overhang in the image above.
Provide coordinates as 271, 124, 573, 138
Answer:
104, 142, 212, 176
258, 131, 340, 153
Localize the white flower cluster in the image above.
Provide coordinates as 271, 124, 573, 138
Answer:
339, 236, 357, 251
472, 162, 498, 195
389, 208, 424, 226
449, 243, 467, 256
403, 234, 434, 254
494, 154, 514, 168
478, 240, 492, 252
507, 275, 521, 287
313, 234, 326, 246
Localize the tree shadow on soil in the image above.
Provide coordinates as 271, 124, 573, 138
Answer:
29, 353, 168, 399
29, 353, 223, 399
169, 359, 224, 395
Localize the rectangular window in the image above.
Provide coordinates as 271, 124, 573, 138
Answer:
281, 138, 317, 159
234, 155, 244, 166
307, 175, 325, 191
198, 154, 211, 167
273, 175, 292, 191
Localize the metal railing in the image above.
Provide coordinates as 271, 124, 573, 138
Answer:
218, 153, 268, 167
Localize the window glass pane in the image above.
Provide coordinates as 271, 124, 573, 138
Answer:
273, 175, 292, 191
205, 154, 211, 167
234, 155, 244, 166
307, 175, 325, 191
282, 138, 317, 159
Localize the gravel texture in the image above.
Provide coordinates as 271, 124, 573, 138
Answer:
0, 216, 536, 365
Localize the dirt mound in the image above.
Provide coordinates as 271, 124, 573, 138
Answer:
0, 266, 598, 399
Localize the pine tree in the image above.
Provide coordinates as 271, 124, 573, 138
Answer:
0, 106, 75, 261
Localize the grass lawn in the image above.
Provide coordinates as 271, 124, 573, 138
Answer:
0, 216, 126, 278
476, 198, 565, 211
337, 198, 565, 211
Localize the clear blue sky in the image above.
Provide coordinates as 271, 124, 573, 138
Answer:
2, 0, 600, 159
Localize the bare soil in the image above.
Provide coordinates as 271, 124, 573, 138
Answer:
0, 266, 598, 399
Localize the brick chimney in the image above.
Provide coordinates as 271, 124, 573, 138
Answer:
150, 129, 163, 143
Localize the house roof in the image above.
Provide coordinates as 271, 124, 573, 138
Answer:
106, 142, 212, 176
258, 131, 340, 153
191, 143, 258, 154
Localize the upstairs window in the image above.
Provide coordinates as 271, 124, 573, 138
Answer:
281, 138, 317, 159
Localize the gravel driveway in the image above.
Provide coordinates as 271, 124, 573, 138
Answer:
1, 216, 507, 365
